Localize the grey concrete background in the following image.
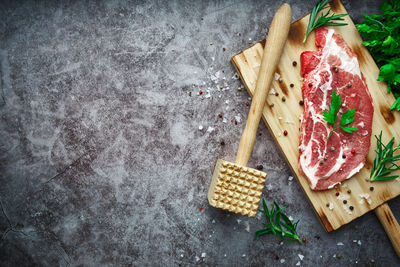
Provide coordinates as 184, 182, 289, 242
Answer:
1, 0, 398, 266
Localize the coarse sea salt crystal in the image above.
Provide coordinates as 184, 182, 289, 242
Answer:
195, 256, 200, 262
199, 125, 204, 130
343, 204, 352, 215
222, 118, 227, 123
288, 176, 294, 181
274, 73, 280, 80
269, 88, 276, 95
207, 126, 215, 133
296, 261, 301, 266
357, 240, 362, 245
298, 254, 304, 260
337, 242, 344, 246
329, 203, 334, 210
280, 259, 285, 263
235, 114, 242, 123
289, 216, 293, 221
266, 184, 273, 191
201, 252, 206, 258
244, 221, 250, 232
337, 194, 350, 201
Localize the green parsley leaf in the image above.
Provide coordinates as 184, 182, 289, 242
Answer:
341, 126, 358, 133
356, 0, 400, 111
340, 108, 356, 125
323, 90, 358, 139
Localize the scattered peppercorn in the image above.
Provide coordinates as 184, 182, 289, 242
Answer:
282, 96, 286, 102
283, 130, 288, 136
275, 255, 279, 260
269, 103, 274, 107
245, 101, 249, 106
330, 147, 335, 151
223, 47, 226, 51
256, 165, 263, 170
314, 235, 320, 240
308, 83, 313, 87
292, 61, 297, 66
347, 83, 352, 88
335, 68, 339, 73
290, 83, 294, 88
326, 203, 330, 207
337, 253, 342, 259
234, 120, 237, 125
275, 92, 279, 96
354, 225, 358, 230
343, 200, 347, 204
237, 87, 242, 91
324, 156, 328, 160
218, 113, 223, 118
302, 237, 307, 243
220, 85, 223, 89
189, 91, 192, 97
220, 141, 225, 146
299, 100, 304, 105
342, 155, 346, 159
336, 192, 340, 196
332, 66, 337, 71
199, 90, 203, 95
320, 160, 324, 165
349, 206, 354, 210
370, 186, 374, 191
347, 189, 351, 194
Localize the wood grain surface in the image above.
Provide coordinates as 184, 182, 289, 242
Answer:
231, 0, 400, 232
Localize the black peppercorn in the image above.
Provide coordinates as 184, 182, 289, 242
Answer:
292, 61, 297, 66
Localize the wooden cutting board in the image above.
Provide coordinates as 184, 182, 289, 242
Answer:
232, 0, 400, 232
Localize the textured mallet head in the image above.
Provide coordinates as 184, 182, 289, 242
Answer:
207, 159, 267, 217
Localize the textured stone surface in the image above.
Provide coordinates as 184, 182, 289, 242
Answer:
1, 0, 398, 266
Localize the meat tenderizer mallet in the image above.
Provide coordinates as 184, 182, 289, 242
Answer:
207, 3, 292, 217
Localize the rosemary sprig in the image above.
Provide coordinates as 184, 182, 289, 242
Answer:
370, 131, 400, 182
303, 0, 348, 43
254, 198, 301, 243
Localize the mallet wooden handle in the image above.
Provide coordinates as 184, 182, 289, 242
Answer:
374, 203, 400, 257
235, 3, 292, 166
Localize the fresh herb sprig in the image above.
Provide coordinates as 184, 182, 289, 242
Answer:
356, 0, 400, 111
370, 131, 400, 181
254, 198, 301, 243
303, 0, 348, 43
323, 90, 358, 139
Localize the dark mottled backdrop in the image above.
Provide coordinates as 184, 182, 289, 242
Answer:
1, 0, 398, 266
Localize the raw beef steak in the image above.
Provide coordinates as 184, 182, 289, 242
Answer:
298, 27, 373, 190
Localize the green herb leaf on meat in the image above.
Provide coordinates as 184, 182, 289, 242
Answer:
323, 90, 358, 139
